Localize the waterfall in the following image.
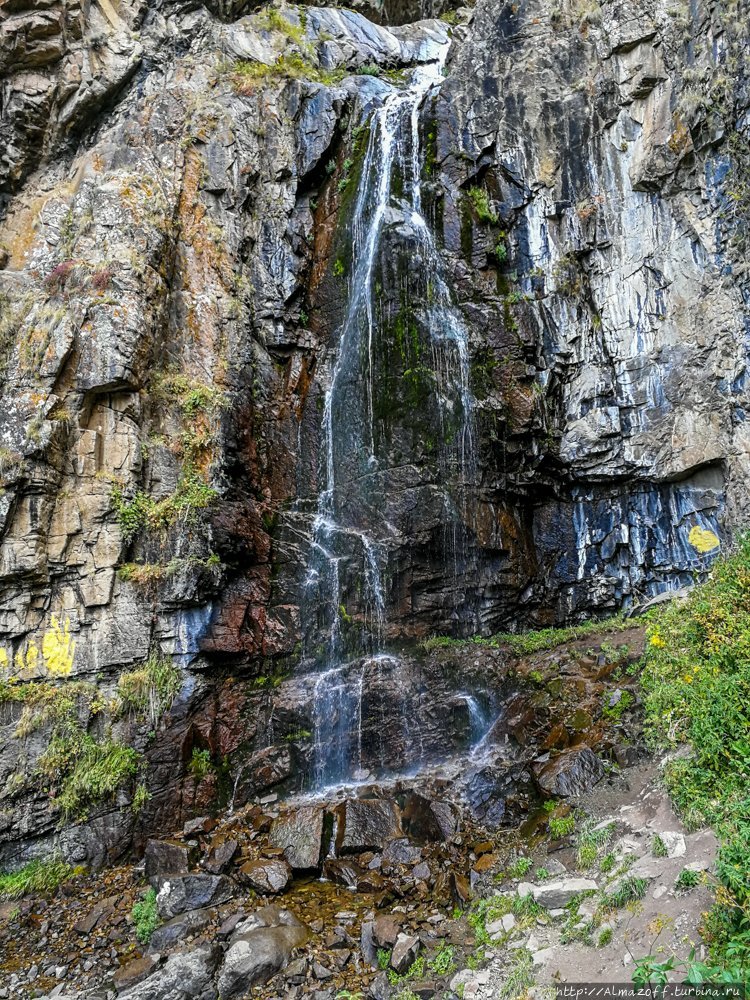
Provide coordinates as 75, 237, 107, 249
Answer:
302, 44, 477, 789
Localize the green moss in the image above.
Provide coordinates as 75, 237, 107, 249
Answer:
0, 857, 74, 900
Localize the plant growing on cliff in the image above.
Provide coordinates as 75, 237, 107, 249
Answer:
188, 748, 213, 781
111, 471, 218, 545
117, 653, 181, 728
39, 732, 140, 821
0, 857, 74, 900
131, 887, 160, 943
466, 185, 498, 224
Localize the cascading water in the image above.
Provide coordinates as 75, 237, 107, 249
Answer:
301, 43, 478, 790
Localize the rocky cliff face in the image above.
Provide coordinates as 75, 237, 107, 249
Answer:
0, 0, 747, 864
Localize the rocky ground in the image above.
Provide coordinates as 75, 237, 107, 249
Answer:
0, 623, 722, 999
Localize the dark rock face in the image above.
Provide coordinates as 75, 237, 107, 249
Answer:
156, 874, 234, 920
0, 0, 746, 862
269, 806, 327, 870
533, 746, 606, 798
335, 799, 403, 854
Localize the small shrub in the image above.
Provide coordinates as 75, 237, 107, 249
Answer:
675, 867, 701, 891
132, 783, 151, 815
377, 948, 391, 970
43, 260, 75, 292
0, 858, 73, 900
652, 835, 668, 858
39, 734, 140, 820
467, 186, 498, 224
333, 258, 345, 277
188, 748, 213, 781
131, 887, 160, 943
549, 814, 576, 838
598, 926, 613, 947
429, 944, 456, 975
536, 867, 550, 880
507, 856, 533, 878
604, 876, 648, 908
117, 653, 181, 728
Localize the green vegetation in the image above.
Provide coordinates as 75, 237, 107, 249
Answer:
0, 857, 74, 900
500, 949, 534, 999
231, 54, 347, 91
131, 887, 160, 944
549, 814, 576, 838
377, 948, 391, 970
602, 688, 634, 720
332, 257, 346, 277
117, 653, 181, 727
39, 732, 139, 820
466, 185, 498, 224
603, 876, 648, 909
507, 856, 533, 878
188, 748, 213, 780
132, 783, 151, 815
651, 834, 668, 858
675, 867, 701, 891
576, 821, 615, 869
112, 471, 218, 544
598, 927, 613, 947
429, 944, 456, 975
422, 613, 635, 658
640, 535, 750, 970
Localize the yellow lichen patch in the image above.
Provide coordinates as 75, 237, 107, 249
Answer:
688, 525, 720, 554
41, 616, 76, 677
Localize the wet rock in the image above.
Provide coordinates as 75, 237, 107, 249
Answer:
203, 838, 240, 874
383, 838, 422, 866
116, 944, 221, 999
534, 747, 606, 797
390, 932, 420, 974
373, 913, 401, 947
360, 917, 378, 965
336, 799, 403, 853
239, 859, 292, 895
156, 874, 233, 920
450, 872, 471, 907
269, 806, 326, 870
148, 908, 212, 951
145, 840, 197, 886
217, 906, 309, 996
113, 956, 158, 992
401, 793, 456, 843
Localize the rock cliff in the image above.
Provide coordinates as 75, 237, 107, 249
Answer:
0, 0, 747, 863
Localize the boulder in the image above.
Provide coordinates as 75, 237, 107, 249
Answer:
115, 944, 221, 999
269, 806, 326, 869
335, 799, 403, 853
533, 747, 605, 797
217, 906, 309, 997
520, 877, 598, 908
383, 838, 422, 866
113, 956, 159, 992
239, 859, 292, 895
373, 913, 401, 947
203, 838, 240, 874
156, 874, 233, 920
390, 932, 420, 974
148, 908, 212, 952
144, 840, 197, 885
